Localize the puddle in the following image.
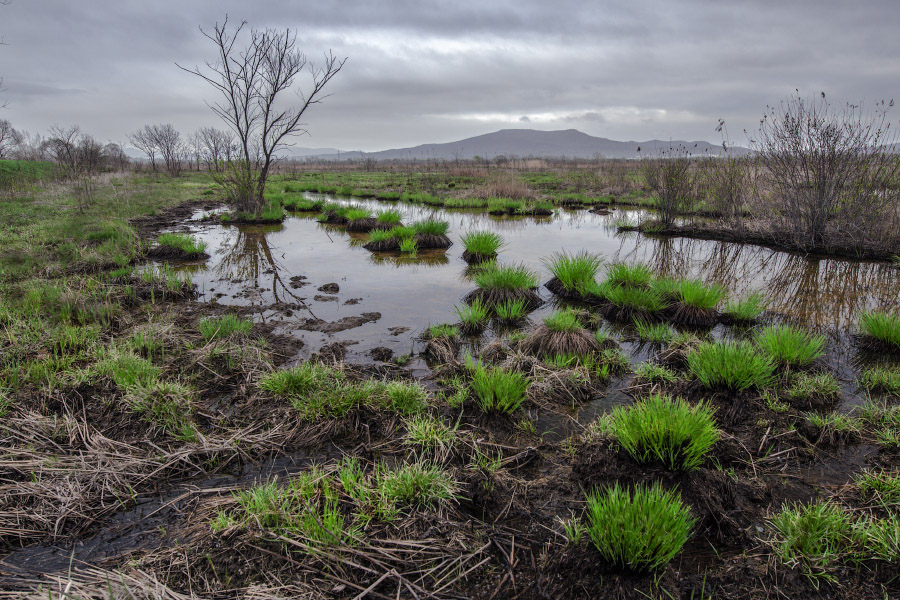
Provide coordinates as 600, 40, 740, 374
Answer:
166, 195, 900, 403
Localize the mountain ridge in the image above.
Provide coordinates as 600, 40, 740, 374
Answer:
304, 128, 745, 160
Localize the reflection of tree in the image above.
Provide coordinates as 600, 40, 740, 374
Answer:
215, 224, 313, 311
623, 234, 900, 329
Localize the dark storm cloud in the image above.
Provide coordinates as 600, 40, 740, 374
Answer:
2, 1, 899, 150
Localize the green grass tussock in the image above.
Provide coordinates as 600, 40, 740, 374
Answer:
461, 230, 503, 257
467, 358, 530, 414
687, 340, 776, 391
672, 279, 724, 310
584, 482, 694, 572
609, 393, 719, 471
753, 324, 825, 367
859, 310, 900, 350
544, 250, 604, 293
199, 314, 253, 341
722, 292, 767, 322
769, 501, 853, 578
542, 309, 581, 333
605, 262, 654, 288
156, 233, 207, 257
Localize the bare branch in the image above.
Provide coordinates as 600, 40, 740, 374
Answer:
178, 16, 346, 213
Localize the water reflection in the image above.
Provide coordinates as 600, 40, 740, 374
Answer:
214, 224, 310, 307
368, 251, 450, 268
624, 235, 900, 328
183, 195, 900, 343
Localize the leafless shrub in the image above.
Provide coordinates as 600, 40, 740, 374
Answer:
640, 146, 697, 226
750, 92, 900, 251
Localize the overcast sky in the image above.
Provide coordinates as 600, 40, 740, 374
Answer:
2, 1, 899, 152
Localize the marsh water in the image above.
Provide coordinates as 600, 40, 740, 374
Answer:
170, 193, 900, 417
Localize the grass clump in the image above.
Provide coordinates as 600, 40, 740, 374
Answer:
584, 482, 694, 572
96, 351, 159, 389
125, 380, 196, 440
466, 262, 542, 312
673, 279, 725, 310
859, 310, 900, 350
722, 292, 767, 322
259, 362, 333, 397
344, 208, 372, 221
460, 230, 503, 262
633, 362, 679, 384
753, 324, 825, 367
543, 250, 603, 295
855, 470, 900, 506
543, 309, 581, 333
494, 298, 528, 323
634, 319, 673, 344
376, 209, 402, 224
467, 358, 530, 414
404, 415, 456, 449
604, 285, 666, 315
199, 314, 253, 341
769, 501, 853, 578
605, 262, 654, 288
522, 309, 601, 358
427, 323, 459, 339
231, 474, 355, 546
398, 237, 418, 255
785, 372, 841, 404
859, 366, 900, 395
260, 363, 428, 418
455, 299, 489, 334
609, 393, 719, 471
155, 233, 207, 257
377, 462, 457, 508
472, 262, 539, 291
687, 340, 776, 391
413, 219, 450, 236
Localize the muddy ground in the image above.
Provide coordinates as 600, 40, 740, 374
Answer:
1, 199, 898, 600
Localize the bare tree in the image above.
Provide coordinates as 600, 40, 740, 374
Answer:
129, 125, 159, 171
153, 123, 184, 176
12, 129, 45, 161
45, 125, 108, 209
178, 16, 346, 214
196, 126, 235, 168
0, 118, 21, 158
103, 142, 130, 171
129, 123, 184, 176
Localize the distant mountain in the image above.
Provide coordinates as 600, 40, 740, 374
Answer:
316, 129, 746, 161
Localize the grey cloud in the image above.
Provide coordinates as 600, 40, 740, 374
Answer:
1, 0, 899, 151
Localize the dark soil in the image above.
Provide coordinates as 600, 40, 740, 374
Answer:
146, 245, 210, 261
461, 249, 497, 264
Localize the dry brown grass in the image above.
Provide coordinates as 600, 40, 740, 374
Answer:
520, 325, 601, 358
